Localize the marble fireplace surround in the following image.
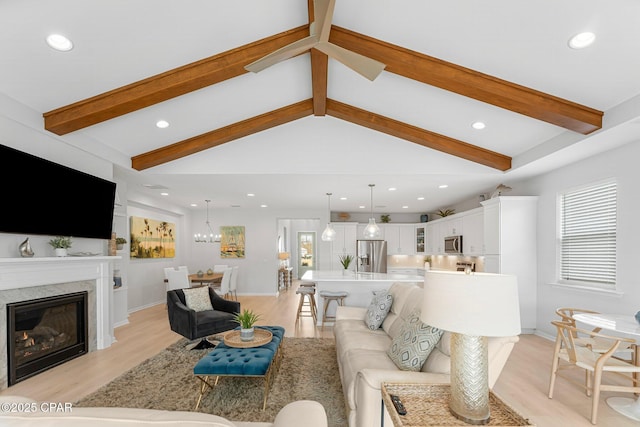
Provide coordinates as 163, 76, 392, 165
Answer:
0, 256, 118, 390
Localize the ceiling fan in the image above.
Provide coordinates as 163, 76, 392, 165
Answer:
244, 0, 386, 81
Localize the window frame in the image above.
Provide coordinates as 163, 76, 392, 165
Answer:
556, 178, 617, 291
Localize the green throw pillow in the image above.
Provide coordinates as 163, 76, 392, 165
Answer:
387, 308, 443, 371
183, 287, 214, 312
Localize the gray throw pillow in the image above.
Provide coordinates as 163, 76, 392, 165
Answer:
183, 287, 214, 312
387, 308, 443, 371
365, 290, 393, 330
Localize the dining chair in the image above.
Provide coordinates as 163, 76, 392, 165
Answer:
229, 266, 239, 300
165, 268, 190, 291
211, 267, 232, 299
556, 307, 636, 363
548, 320, 640, 424
213, 264, 229, 273
164, 266, 189, 293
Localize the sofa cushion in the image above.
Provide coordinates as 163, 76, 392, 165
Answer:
183, 286, 214, 312
387, 308, 443, 371
365, 290, 393, 330
382, 285, 424, 338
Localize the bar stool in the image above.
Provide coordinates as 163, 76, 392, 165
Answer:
319, 290, 349, 328
295, 285, 317, 323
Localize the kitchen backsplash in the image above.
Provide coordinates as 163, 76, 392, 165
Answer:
388, 254, 485, 272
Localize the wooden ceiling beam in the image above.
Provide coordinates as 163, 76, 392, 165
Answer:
329, 26, 603, 134
131, 100, 314, 170
311, 49, 329, 115
326, 99, 512, 171
44, 26, 310, 135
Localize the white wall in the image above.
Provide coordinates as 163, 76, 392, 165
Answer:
518, 140, 640, 338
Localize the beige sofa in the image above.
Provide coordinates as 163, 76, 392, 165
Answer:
333, 282, 519, 427
0, 396, 327, 427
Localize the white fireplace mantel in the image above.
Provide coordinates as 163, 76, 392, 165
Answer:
0, 256, 120, 350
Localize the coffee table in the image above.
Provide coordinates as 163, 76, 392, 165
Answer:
193, 326, 285, 411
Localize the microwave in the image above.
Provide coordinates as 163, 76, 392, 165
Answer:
444, 235, 463, 254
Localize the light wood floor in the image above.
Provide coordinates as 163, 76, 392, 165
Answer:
1, 282, 638, 426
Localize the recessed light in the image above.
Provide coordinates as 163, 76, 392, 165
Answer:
402, 205, 409, 209
417, 196, 425, 200
46, 34, 73, 51
439, 184, 448, 189
156, 120, 169, 129
472, 121, 486, 130
247, 193, 255, 197
388, 187, 397, 191
260, 204, 268, 208
340, 197, 347, 200
190, 203, 198, 207
568, 32, 596, 49
160, 192, 169, 196
359, 205, 365, 209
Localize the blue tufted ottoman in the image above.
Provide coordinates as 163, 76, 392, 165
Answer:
193, 326, 285, 410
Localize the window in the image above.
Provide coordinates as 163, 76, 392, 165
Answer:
559, 179, 617, 290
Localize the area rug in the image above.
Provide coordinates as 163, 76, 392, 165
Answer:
76, 337, 347, 427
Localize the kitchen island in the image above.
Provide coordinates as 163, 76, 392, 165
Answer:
301, 270, 424, 326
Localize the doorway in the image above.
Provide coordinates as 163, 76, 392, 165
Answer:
297, 231, 316, 279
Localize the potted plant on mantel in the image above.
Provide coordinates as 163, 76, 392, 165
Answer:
48, 236, 72, 257
115, 237, 127, 250
232, 309, 262, 342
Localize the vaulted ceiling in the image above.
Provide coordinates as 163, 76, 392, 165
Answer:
2, 1, 640, 213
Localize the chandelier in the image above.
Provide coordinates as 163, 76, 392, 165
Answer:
194, 200, 216, 243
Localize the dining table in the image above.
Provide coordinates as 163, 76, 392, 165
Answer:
164, 272, 223, 286
572, 312, 640, 421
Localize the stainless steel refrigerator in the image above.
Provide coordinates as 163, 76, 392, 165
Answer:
356, 240, 387, 273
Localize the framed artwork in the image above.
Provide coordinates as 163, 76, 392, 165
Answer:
130, 216, 176, 259
220, 226, 245, 258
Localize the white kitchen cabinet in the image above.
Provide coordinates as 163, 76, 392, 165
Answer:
480, 196, 538, 333
440, 217, 463, 237
384, 224, 415, 254
415, 225, 426, 254
462, 208, 484, 255
425, 222, 439, 254
330, 223, 357, 270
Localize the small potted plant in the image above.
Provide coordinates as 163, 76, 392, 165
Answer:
436, 208, 456, 217
232, 309, 262, 341
339, 254, 354, 271
380, 214, 391, 223
115, 237, 127, 250
49, 236, 72, 257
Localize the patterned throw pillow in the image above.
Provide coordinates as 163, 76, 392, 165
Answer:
387, 308, 443, 371
183, 287, 214, 312
365, 290, 393, 330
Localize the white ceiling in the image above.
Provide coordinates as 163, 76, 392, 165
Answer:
2, 0, 640, 214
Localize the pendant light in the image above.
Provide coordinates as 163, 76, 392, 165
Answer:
194, 200, 215, 243
321, 193, 336, 241
363, 184, 380, 238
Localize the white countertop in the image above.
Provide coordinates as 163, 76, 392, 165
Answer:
301, 270, 423, 282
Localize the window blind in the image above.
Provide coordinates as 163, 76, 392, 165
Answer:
560, 180, 617, 288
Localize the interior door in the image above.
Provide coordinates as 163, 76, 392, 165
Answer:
298, 232, 315, 279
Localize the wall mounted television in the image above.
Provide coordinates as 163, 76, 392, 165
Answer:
0, 144, 116, 240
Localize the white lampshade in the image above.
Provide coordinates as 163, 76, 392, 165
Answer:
421, 271, 521, 337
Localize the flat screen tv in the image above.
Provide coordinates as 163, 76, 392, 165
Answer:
0, 144, 116, 239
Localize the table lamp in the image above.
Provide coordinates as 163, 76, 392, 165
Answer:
278, 252, 290, 268
421, 271, 520, 425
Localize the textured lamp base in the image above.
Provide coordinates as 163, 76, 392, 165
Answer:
450, 333, 490, 425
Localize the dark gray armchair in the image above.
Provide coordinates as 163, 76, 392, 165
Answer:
167, 287, 240, 349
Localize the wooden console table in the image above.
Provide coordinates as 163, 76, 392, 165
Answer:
381, 383, 534, 426
278, 267, 293, 289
